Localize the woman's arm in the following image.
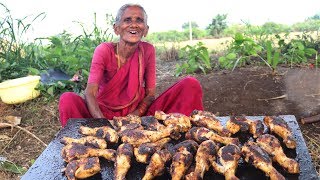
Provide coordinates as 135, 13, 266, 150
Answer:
85, 83, 105, 118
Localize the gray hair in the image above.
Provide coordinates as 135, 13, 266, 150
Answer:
114, 4, 148, 25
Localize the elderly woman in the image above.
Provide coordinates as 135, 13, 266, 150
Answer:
58, 4, 203, 127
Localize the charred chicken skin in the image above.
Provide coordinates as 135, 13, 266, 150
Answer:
60, 136, 107, 149
64, 157, 101, 180
142, 149, 172, 180
190, 110, 231, 137
241, 141, 285, 180
226, 115, 264, 138
185, 140, 217, 180
211, 144, 241, 180
112, 114, 142, 130
79, 125, 119, 143
185, 127, 240, 146
170, 147, 194, 180
61, 143, 116, 163
154, 110, 192, 132
114, 143, 134, 180
134, 137, 171, 164
263, 116, 296, 149
256, 134, 300, 173
120, 124, 178, 146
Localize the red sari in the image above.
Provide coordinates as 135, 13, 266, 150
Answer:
58, 42, 203, 127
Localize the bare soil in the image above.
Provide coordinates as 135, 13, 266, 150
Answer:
0, 61, 319, 179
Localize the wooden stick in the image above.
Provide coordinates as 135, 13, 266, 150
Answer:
257, 94, 287, 101
0, 123, 47, 147
301, 114, 320, 124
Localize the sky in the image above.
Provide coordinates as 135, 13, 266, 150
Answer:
1, 0, 320, 41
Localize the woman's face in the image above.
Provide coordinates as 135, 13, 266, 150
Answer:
114, 6, 148, 44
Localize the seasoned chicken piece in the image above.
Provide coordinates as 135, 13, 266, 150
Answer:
141, 116, 181, 140
226, 115, 264, 138
61, 143, 116, 163
141, 116, 166, 131
173, 139, 199, 155
64, 157, 100, 180
154, 110, 192, 132
241, 141, 285, 180
79, 125, 119, 143
263, 116, 296, 149
134, 137, 171, 164
211, 144, 241, 180
114, 143, 134, 180
256, 134, 300, 173
112, 114, 142, 130
190, 110, 231, 137
170, 148, 194, 180
121, 124, 178, 146
117, 123, 144, 136
185, 127, 239, 146
142, 149, 172, 180
185, 140, 217, 180
60, 136, 107, 149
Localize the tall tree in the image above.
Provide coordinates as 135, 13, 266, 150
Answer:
206, 14, 228, 37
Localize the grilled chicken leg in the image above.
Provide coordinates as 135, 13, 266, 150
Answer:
142, 149, 172, 180
113, 114, 142, 129
186, 127, 239, 146
241, 141, 285, 180
256, 134, 300, 173
79, 125, 119, 143
114, 143, 134, 180
61, 143, 116, 163
190, 110, 231, 137
60, 136, 107, 149
263, 116, 296, 149
154, 110, 192, 132
185, 140, 217, 180
120, 124, 177, 146
134, 137, 171, 164
170, 148, 194, 180
64, 157, 100, 180
211, 144, 241, 180
226, 115, 264, 138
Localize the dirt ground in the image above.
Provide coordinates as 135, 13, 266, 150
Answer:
0, 61, 319, 179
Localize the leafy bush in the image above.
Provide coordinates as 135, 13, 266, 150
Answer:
175, 42, 211, 76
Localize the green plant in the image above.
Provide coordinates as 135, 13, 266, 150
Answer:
175, 42, 211, 76
266, 40, 280, 73
218, 33, 264, 70
0, 159, 26, 174
0, 3, 46, 82
283, 40, 317, 66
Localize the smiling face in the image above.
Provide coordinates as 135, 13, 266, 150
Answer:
113, 6, 149, 45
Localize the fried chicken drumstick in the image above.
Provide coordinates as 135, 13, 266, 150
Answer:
64, 157, 100, 180
60, 136, 107, 149
61, 143, 116, 163
142, 149, 172, 180
154, 110, 192, 132
190, 110, 231, 137
256, 134, 299, 174
120, 124, 178, 146
226, 115, 264, 138
211, 144, 241, 180
114, 143, 134, 180
186, 127, 239, 146
185, 140, 217, 180
134, 137, 171, 164
79, 125, 119, 143
263, 116, 296, 149
241, 141, 285, 180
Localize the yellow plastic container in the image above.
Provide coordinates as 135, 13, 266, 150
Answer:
0, 75, 41, 104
